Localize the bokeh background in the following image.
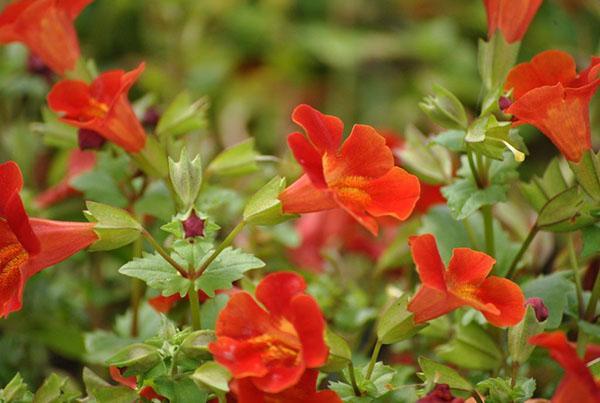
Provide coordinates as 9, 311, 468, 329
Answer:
0, 0, 598, 389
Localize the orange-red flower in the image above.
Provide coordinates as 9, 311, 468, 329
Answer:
504, 50, 600, 162
232, 369, 341, 403
0, 0, 92, 75
47, 63, 147, 153
209, 272, 328, 393
279, 104, 420, 236
35, 149, 96, 208
407, 234, 525, 327
109, 366, 165, 401
529, 332, 600, 403
0, 161, 98, 317
483, 0, 542, 43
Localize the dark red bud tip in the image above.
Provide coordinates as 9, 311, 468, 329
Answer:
142, 107, 161, 129
499, 96, 513, 111
27, 53, 53, 82
525, 297, 549, 322
78, 129, 106, 150
183, 211, 206, 238
417, 384, 465, 403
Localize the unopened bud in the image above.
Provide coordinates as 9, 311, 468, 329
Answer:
142, 107, 161, 129
525, 297, 549, 322
499, 96, 512, 111
418, 384, 464, 403
78, 129, 106, 150
27, 53, 53, 82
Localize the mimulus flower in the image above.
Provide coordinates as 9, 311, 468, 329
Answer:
47, 63, 147, 153
529, 332, 600, 403
35, 149, 96, 208
407, 234, 525, 327
0, 161, 98, 317
504, 50, 600, 162
209, 272, 328, 393
232, 369, 341, 403
279, 104, 420, 236
0, 0, 92, 75
483, 0, 542, 43
109, 367, 165, 401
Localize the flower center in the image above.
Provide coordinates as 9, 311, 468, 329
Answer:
331, 175, 371, 207
0, 242, 28, 300
83, 98, 110, 120
248, 319, 302, 367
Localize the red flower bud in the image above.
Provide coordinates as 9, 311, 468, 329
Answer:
78, 129, 106, 151
418, 384, 464, 403
525, 297, 549, 322
183, 211, 205, 238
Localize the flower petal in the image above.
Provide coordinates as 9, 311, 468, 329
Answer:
407, 285, 463, 324
288, 132, 326, 188
214, 292, 274, 339
364, 167, 420, 220
505, 50, 577, 99
251, 362, 305, 394
279, 175, 337, 214
484, 0, 542, 43
292, 104, 343, 154
446, 248, 496, 286
408, 234, 446, 291
255, 272, 306, 318
0, 161, 24, 214
289, 294, 327, 368
210, 336, 269, 379
48, 80, 93, 119
476, 276, 525, 327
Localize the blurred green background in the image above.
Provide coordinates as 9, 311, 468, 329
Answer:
0, 0, 598, 388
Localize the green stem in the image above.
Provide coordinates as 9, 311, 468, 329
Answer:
130, 236, 143, 337
471, 391, 484, 403
467, 150, 483, 188
365, 339, 383, 381
188, 282, 201, 330
510, 361, 519, 387
482, 205, 495, 257
506, 224, 539, 279
194, 221, 246, 279
585, 270, 600, 322
568, 234, 585, 319
348, 361, 361, 397
142, 229, 189, 278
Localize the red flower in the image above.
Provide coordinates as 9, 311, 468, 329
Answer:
483, 0, 542, 43
504, 50, 600, 162
407, 234, 525, 327
209, 272, 328, 393
0, 161, 98, 317
279, 104, 420, 236
417, 384, 464, 403
0, 0, 92, 75
529, 332, 600, 403
47, 63, 147, 153
232, 369, 341, 403
35, 149, 96, 208
109, 366, 165, 401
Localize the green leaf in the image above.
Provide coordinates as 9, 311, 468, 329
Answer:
107, 343, 162, 374
397, 126, 453, 184
465, 116, 526, 162
33, 374, 80, 403
522, 273, 574, 329
442, 155, 518, 220
476, 377, 535, 403
418, 357, 472, 391
153, 377, 207, 403
85, 201, 142, 251
581, 224, 600, 259
156, 92, 207, 138
169, 148, 203, 210
321, 329, 352, 373
537, 187, 584, 228
377, 294, 426, 344
206, 139, 259, 177
191, 362, 231, 395
508, 306, 547, 364
419, 84, 468, 130
0, 373, 33, 403
436, 322, 502, 371
32, 107, 78, 149
431, 130, 466, 153
195, 247, 265, 297
200, 293, 229, 330
243, 176, 288, 225
119, 252, 191, 296
179, 330, 216, 361
82, 368, 138, 403
478, 35, 520, 95
569, 150, 600, 202
71, 153, 129, 208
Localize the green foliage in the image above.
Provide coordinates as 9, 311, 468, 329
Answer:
522, 273, 574, 329
119, 252, 190, 296
169, 148, 203, 210
377, 294, 426, 345
476, 377, 536, 403
156, 92, 208, 139
243, 176, 288, 225
436, 322, 502, 371
418, 357, 472, 391
206, 139, 259, 178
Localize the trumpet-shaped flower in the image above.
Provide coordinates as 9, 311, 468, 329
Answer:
48, 63, 147, 153
407, 234, 525, 327
0, 161, 98, 317
209, 272, 328, 393
279, 104, 420, 236
529, 332, 600, 403
0, 0, 92, 74
483, 0, 542, 43
504, 50, 600, 162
